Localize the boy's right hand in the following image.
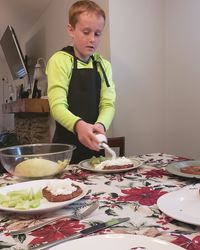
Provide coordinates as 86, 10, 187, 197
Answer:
75, 120, 104, 151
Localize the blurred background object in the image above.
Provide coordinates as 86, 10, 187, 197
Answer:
32, 58, 47, 98
0, 131, 19, 148
0, 131, 19, 173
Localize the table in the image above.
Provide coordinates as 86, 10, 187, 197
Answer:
0, 153, 199, 250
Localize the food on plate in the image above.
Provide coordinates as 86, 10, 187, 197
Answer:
0, 188, 42, 210
14, 158, 68, 177
42, 179, 82, 202
180, 165, 200, 175
89, 156, 106, 165
89, 156, 133, 170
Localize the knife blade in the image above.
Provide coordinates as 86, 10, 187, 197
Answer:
29, 217, 130, 250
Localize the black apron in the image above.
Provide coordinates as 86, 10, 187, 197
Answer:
53, 46, 106, 164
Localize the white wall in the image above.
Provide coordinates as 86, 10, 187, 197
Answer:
164, 0, 200, 158
109, 0, 165, 156
109, 0, 200, 159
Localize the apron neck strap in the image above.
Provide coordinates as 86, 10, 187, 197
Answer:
94, 60, 110, 87
61, 46, 110, 87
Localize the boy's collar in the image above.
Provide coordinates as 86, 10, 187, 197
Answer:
67, 46, 93, 63
62, 46, 97, 64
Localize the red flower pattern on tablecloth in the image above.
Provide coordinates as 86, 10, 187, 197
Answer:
157, 215, 173, 225
173, 156, 191, 162
28, 218, 84, 247
118, 186, 167, 206
172, 235, 200, 250
0, 153, 199, 249
142, 169, 168, 178
61, 169, 90, 181
60, 173, 80, 181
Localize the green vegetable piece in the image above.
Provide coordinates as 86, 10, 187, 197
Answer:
90, 156, 106, 166
0, 194, 8, 203
8, 190, 29, 200
34, 189, 42, 200
8, 200, 18, 207
29, 199, 40, 208
99, 156, 105, 162
15, 200, 29, 210
0, 188, 42, 210
1, 201, 10, 207
28, 188, 34, 200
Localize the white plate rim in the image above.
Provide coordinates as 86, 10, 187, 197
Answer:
157, 187, 200, 226
166, 160, 200, 178
51, 233, 184, 250
78, 157, 142, 173
0, 179, 88, 214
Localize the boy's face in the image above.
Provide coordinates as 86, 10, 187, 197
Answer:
67, 12, 105, 62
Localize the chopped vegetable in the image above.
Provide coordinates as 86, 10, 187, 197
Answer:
0, 188, 42, 210
89, 156, 105, 166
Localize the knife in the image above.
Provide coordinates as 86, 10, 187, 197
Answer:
29, 217, 130, 250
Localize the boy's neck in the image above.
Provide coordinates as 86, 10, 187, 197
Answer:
72, 46, 92, 63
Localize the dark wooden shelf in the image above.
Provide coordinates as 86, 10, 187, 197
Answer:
2, 98, 50, 113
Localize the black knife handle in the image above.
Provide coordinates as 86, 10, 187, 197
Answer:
81, 222, 106, 235
81, 217, 130, 235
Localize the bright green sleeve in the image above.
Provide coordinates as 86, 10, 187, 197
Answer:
95, 56, 116, 130
46, 51, 81, 133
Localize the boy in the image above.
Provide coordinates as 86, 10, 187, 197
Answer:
46, 0, 116, 163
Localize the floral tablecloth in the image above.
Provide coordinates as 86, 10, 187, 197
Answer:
0, 153, 200, 250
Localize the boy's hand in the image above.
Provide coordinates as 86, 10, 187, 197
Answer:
75, 120, 105, 151
94, 123, 105, 134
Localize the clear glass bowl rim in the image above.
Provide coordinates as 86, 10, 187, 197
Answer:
0, 143, 76, 158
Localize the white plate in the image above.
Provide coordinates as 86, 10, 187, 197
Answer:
51, 234, 184, 250
157, 187, 200, 225
166, 160, 200, 178
0, 179, 88, 214
79, 157, 142, 173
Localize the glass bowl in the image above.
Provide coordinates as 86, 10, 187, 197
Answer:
0, 143, 76, 179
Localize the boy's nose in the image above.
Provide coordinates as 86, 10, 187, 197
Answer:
89, 33, 95, 42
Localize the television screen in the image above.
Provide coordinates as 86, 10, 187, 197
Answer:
0, 25, 28, 80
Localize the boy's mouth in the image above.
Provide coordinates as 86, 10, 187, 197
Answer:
86, 45, 95, 50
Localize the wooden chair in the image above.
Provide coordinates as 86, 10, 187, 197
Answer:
107, 136, 125, 157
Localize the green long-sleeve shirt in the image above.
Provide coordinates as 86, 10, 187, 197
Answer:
46, 50, 116, 133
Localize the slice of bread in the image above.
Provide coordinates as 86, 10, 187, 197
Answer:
180, 166, 200, 175
103, 164, 133, 170
42, 184, 82, 202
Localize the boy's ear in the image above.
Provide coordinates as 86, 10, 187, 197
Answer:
67, 24, 74, 37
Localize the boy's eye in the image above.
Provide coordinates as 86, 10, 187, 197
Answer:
82, 30, 101, 37
95, 32, 101, 37
83, 30, 90, 35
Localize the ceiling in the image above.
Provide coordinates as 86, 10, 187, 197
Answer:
0, 0, 52, 39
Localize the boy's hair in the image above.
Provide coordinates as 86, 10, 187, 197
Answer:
69, 0, 105, 28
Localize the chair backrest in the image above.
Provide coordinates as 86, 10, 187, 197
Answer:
107, 136, 125, 157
